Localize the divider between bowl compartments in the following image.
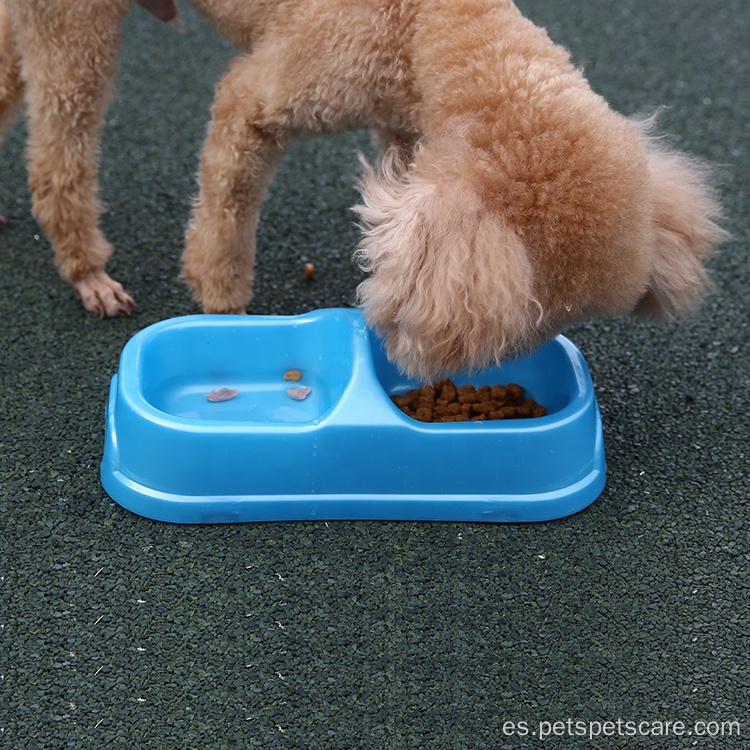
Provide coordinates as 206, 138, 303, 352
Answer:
324, 309, 406, 427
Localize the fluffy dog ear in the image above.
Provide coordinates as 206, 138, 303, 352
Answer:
632, 116, 729, 321
354, 148, 542, 379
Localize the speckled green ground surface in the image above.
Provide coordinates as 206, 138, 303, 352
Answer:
0, 1, 747, 747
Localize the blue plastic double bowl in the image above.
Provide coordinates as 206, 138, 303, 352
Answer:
101, 308, 605, 523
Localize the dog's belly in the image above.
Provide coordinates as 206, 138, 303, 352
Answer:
190, 0, 421, 134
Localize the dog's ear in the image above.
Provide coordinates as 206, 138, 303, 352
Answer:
354, 149, 542, 379
135, 0, 178, 23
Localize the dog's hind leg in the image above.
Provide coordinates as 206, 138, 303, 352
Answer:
8, 0, 135, 316
0, 0, 24, 145
182, 57, 287, 313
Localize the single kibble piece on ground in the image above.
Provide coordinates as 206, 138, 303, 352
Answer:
304, 262, 315, 280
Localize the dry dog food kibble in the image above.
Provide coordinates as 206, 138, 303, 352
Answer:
283, 369, 303, 381
206, 387, 238, 402
287, 387, 311, 400
391, 378, 546, 422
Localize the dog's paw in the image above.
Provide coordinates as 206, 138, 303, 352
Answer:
74, 270, 137, 318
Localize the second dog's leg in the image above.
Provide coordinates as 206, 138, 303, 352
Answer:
10, 0, 135, 316
0, 0, 24, 143
182, 59, 286, 314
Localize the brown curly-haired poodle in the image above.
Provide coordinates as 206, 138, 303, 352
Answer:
1, 1, 725, 377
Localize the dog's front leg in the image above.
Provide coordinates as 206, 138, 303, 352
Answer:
182, 58, 287, 314
0, 0, 24, 143
9, 0, 135, 316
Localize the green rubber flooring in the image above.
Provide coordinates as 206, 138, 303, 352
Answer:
0, 1, 747, 747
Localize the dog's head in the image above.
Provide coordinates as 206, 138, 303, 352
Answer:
354, 148, 542, 380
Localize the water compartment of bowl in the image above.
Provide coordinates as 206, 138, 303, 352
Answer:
101, 308, 606, 523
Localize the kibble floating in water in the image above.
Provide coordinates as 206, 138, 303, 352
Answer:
283, 369, 303, 381
287, 387, 311, 400
206, 387, 238, 402
391, 378, 546, 422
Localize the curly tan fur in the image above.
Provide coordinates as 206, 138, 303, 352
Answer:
0, 3, 22, 139
0, 0, 726, 376
1, 0, 135, 315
